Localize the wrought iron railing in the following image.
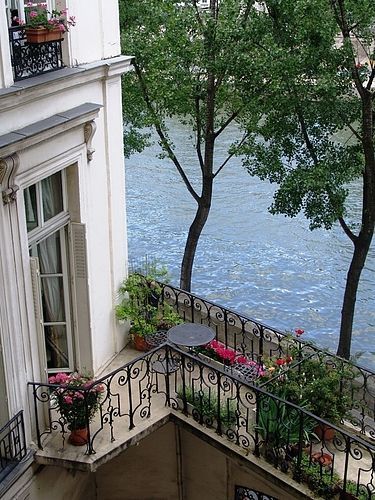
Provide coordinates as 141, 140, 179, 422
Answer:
159, 281, 375, 442
0, 410, 27, 482
29, 345, 375, 498
9, 27, 64, 81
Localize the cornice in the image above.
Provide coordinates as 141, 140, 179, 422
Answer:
0, 55, 133, 114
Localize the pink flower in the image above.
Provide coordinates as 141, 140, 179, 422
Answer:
55, 372, 70, 383
29, 11, 38, 18
48, 376, 56, 384
295, 328, 304, 337
64, 395, 73, 405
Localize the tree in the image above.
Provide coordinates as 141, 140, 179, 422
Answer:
239, 0, 375, 359
120, 0, 267, 291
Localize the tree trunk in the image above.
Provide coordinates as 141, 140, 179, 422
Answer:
180, 198, 211, 292
337, 235, 373, 359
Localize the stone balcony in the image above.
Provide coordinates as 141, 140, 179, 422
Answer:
30, 336, 375, 499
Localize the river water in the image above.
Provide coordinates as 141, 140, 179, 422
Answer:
125, 122, 375, 371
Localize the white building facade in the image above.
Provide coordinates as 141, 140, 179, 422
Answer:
0, 1, 131, 496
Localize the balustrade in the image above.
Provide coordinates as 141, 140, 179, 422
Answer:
9, 27, 64, 81
0, 411, 27, 482
29, 344, 375, 498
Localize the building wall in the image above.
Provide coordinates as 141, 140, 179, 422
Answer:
94, 422, 311, 500
0, 0, 131, 443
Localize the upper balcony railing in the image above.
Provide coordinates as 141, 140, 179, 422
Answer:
8, 26, 64, 82
0, 410, 27, 483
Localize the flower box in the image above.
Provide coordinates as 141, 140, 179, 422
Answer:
26, 27, 63, 44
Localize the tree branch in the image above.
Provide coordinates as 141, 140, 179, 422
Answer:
213, 132, 249, 178
194, 90, 205, 172
338, 217, 358, 243
133, 61, 200, 203
214, 109, 241, 138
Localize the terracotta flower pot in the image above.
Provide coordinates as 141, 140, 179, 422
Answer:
26, 27, 63, 44
311, 451, 333, 467
68, 427, 88, 446
314, 424, 335, 441
133, 333, 150, 352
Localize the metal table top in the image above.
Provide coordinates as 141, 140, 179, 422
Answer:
167, 323, 215, 347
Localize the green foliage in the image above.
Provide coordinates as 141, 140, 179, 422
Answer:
264, 357, 354, 424
256, 389, 315, 448
176, 386, 237, 426
299, 453, 342, 499
344, 480, 369, 500
115, 263, 181, 337
49, 372, 104, 431
236, 0, 369, 230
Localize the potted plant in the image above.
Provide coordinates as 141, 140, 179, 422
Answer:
255, 388, 315, 469
299, 452, 342, 499
262, 356, 353, 440
48, 372, 104, 446
115, 264, 181, 351
23, 2, 76, 43
341, 480, 369, 500
176, 386, 237, 429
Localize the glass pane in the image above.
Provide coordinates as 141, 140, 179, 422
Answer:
42, 171, 63, 222
24, 184, 38, 232
41, 276, 65, 322
45, 325, 69, 369
37, 231, 62, 274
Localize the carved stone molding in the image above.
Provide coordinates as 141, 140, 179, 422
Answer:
0, 154, 20, 204
84, 120, 97, 162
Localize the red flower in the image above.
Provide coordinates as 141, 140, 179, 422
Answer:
276, 358, 286, 366
295, 328, 304, 337
285, 356, 293, 363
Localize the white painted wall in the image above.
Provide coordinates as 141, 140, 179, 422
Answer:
63, 0, 121, 66
0, 0, 13, 88
0, 3, 131, 497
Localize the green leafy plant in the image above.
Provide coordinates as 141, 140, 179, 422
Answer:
343, 480, 370, 500
262, 356, 353, 425
176, 386, 237, 426
299, 453, 342, 499
256, 390, 315, 450
24, 2, 76, 32
115, 263, 181, 339
48, 372, 104, 431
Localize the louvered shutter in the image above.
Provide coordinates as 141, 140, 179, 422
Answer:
69, 223, 93, 371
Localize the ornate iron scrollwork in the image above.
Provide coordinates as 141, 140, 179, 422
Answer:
9, 26, 64, 81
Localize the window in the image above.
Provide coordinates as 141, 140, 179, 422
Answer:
25, 171, 74, 373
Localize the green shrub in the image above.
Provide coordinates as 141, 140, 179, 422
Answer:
177, 386, 237, 426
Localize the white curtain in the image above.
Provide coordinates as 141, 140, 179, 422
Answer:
38, 231, 68, 368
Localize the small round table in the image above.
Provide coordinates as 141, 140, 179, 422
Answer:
167, 323, 215, 348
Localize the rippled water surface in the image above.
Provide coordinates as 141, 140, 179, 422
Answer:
125, 123, 375, 370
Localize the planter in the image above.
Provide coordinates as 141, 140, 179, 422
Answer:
311, 451, 333, 467
26, 27, 63, 44
133, 333, 150, 352
68, 427, 88, 446
197, 353, 231, 372
314, 424, 335, 441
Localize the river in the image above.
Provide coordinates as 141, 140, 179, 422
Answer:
125, 122, 375, 371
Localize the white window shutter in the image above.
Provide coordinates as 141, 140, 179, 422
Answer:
69, 223, 93, 371
30, 256, 47, 373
